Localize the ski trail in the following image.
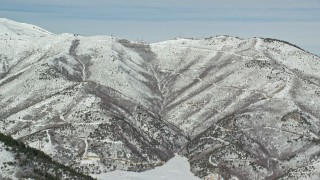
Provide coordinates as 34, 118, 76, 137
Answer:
83, 138, 88, 158
46, 129, 52, 145
254, 37, 263, 50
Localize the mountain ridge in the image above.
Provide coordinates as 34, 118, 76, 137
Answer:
0, 18, 320, 179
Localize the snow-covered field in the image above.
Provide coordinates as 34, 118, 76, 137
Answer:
0, 142, 18, 180
91, 155, 199, 180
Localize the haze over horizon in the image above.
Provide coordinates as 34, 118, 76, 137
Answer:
0, 0, 319, 55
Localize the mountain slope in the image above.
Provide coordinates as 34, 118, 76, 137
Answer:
0, 18, 52, 37
0, 19, 320, 179
0, 132, 93, 179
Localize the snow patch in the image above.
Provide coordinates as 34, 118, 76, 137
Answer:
91, 155, 199, 180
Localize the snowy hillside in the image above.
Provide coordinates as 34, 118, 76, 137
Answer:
0, 132, 93, 179
0, 18, 320, 179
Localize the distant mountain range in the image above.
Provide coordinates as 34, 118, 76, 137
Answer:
0, 18, 320, 179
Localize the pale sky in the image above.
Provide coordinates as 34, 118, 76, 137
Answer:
0, 0, 319, 55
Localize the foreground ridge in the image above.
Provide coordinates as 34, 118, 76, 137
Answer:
0, 132, 93, 179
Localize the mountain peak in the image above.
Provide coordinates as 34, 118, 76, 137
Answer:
0, 18, 52, 37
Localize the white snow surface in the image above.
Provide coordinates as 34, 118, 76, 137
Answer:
0, 18, 52, 37
0, 142, 18, 180
91, 155, 199, 180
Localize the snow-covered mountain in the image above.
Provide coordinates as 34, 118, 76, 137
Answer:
0, 18, 320, 179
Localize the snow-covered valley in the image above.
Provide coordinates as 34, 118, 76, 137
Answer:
92, 155, 200, 180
